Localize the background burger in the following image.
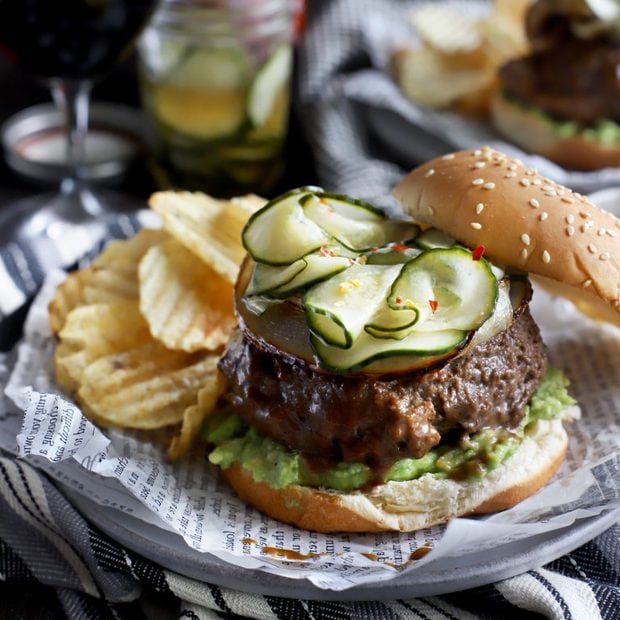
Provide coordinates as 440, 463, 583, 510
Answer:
492, 0, 620, 170
202, 147, 619, 533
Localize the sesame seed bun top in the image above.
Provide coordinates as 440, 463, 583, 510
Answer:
393, 147, 620, 326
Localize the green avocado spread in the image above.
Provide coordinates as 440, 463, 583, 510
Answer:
203, 367, 575, 491
506, 93, 620, 145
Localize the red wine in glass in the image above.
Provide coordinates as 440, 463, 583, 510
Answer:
0, 0, 157, 243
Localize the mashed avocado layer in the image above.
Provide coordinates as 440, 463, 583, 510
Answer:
505, 93, 620, 145
204, 367, 575, 491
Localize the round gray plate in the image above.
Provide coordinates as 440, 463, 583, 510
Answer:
65, 488, 618, 600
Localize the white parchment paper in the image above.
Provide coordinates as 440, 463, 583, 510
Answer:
1, 268, 619, 591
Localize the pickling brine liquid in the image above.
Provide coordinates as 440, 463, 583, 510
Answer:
138, 0, 294, 197
141, 70, 290, 196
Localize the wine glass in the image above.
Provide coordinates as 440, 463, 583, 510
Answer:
0, 0, 157, 243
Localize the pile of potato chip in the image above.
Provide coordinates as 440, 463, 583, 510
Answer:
49, 191, 266, 461
393, 0, 534, 115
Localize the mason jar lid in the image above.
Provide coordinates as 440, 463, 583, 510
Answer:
1, 102, 146, 185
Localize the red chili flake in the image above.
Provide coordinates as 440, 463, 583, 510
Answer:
391, 243, 409, 252
429, 299, 439, 314
319, 246, 334, 257
472, 245, 485, 261
395, 296, 404, 305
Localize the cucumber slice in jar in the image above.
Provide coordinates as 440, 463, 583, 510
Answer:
416, 227, 456, 250
387, 247, 498, 332
302, 193, 420, 252
247, 44, 292, 128
311, 329, 467, 372
303, 264, 403, 348
241, 187, 328, 265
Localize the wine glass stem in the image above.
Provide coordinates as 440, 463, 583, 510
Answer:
50, 78, 102, 215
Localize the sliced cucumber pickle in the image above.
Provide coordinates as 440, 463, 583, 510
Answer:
242, 187, 327, 265
312, 329, 467, 372
416, 227, 456, 250
387, 247, 498, 332
246, 249, 352, 297
246, 259, 307, 296
302, 193, 419, 252
303, 264, 403, 348
272, 253, 351, 297
365, 242, 421, 265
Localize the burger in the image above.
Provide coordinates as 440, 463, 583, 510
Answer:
202, 147, 619, 532
492, 0, 620, 170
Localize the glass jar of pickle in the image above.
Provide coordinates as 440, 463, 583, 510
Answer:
138, 0, 294, 196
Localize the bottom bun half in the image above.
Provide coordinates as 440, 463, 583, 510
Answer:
491, 94, 620, 171
221, 412, 578, 533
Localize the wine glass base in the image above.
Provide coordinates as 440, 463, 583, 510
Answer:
0, 188, 144, 245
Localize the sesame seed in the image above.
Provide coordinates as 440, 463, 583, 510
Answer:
504, 171, 517, 178
581, 221, 593, 232
483, 182, 496, 190
557, 189, 565, 196
542, 184, 554, 192
561, 197, 574, 203
582, 279, 592, 288
475, 202, 484, 214
588, 244, 597, 254
473, 161, 486, 169
472, 178, 484, 186
598, 227, 606, 236
470, 222, 482, 230
520, 178, 530, 187
508, 164, 517, 171
607, 230, 617, 238
532, 179, 542, 185
579, 211, 589, 219
600, 252, 610, 261
544, 191, 557, 197
529, 198, 540, 208
565, 214, 575, 224
442, 153, 455, 160
521, 233, 531, 245
566, 225, 575, 236
425, 168, 435, 178
526, 168, 537, 175
428, 205, 435, 215
520, 248, 528, 262
473, 149, 481, 156
542, 250, 551, 263
539, 212, 549, 221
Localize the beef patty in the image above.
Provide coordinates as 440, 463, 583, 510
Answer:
500, 37, 620, 124
219, 308, 547, 470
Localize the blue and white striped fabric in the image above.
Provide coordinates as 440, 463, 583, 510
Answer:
0, 444, 619, 619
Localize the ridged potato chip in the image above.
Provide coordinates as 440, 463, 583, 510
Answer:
48, 229, 168, 334
167, 367, 226, 461
393, 46, 494, 108
410, 5, 482, 55
55, 301, 154, 390
139, 238, 236, 352
77, 343, 218, 429
149, 191, 266, 283
49, 269, 91, 336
